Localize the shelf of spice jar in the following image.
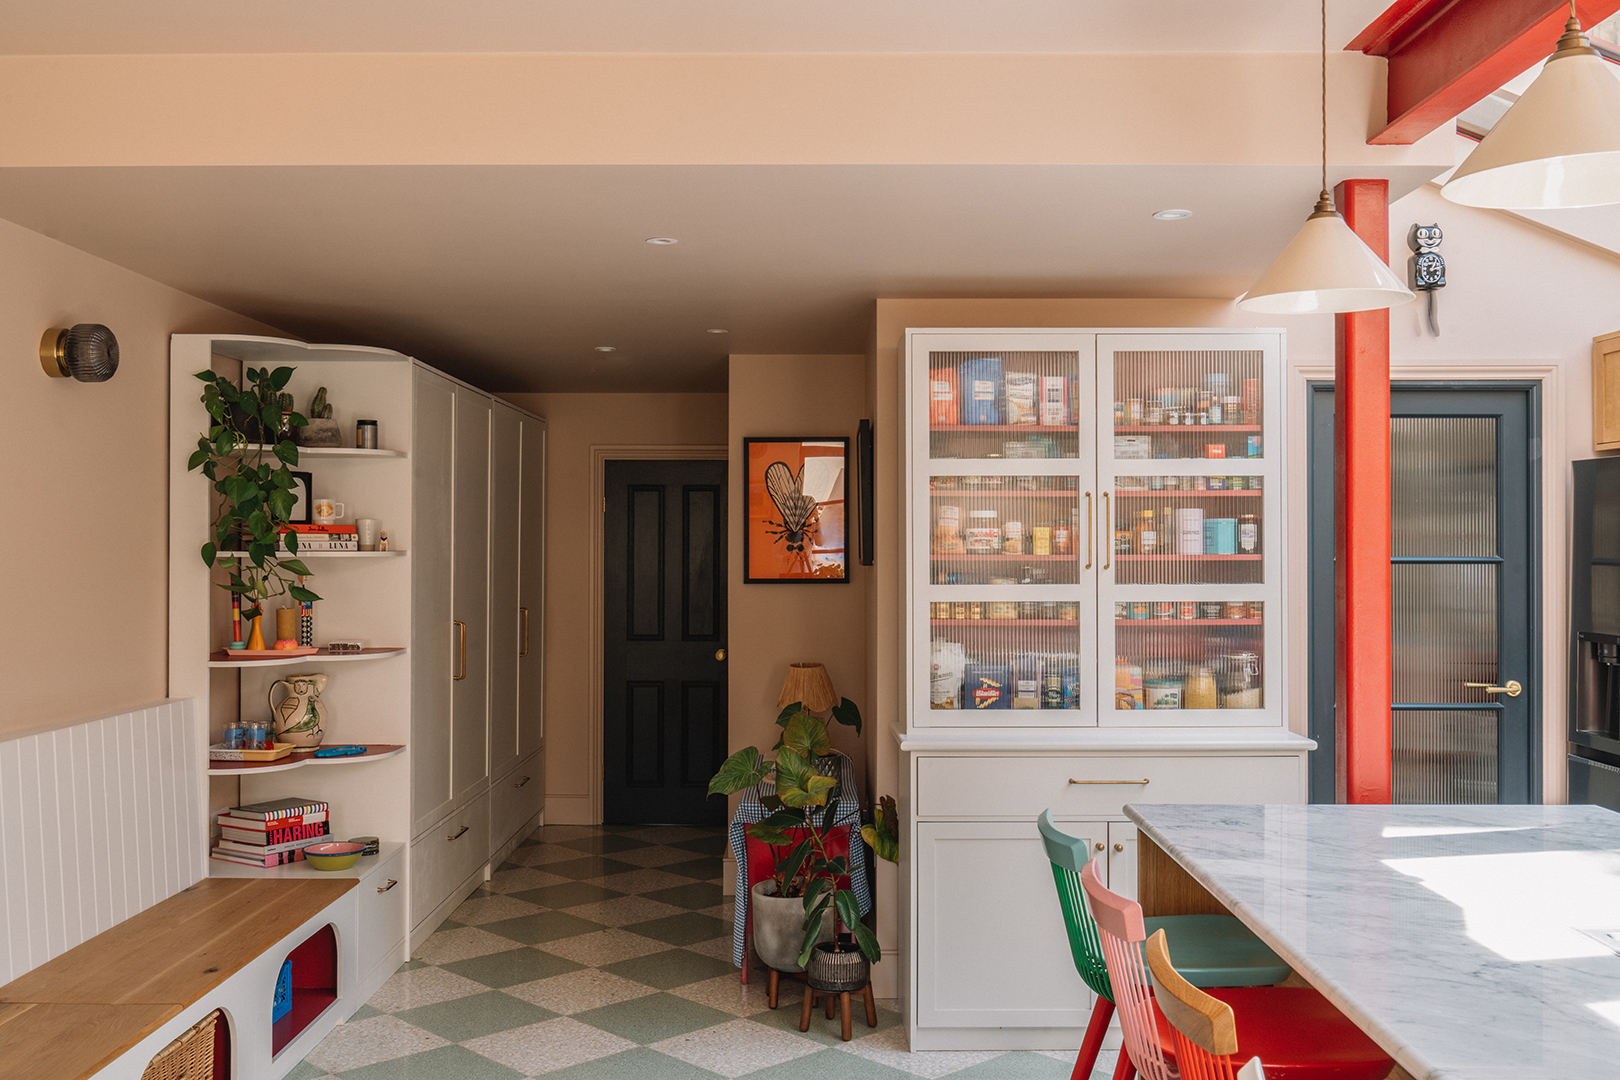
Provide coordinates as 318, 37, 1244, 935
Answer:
929, 490, 1080, 498
1113, 490, 1260, 498
1112, 425, 1261, 433
933, 553, 1076, 561
1114, 554, 1261, 562
1114, 619, 1261, 627
930, 424, 1078, 433
931, 618, 1079, 627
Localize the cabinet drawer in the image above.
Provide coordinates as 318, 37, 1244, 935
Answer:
494, 753, 543, 850
411, 794, 491, 924
360, 847, 405, 977
915, 754, 1301, 819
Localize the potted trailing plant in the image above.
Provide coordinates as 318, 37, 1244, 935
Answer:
709, 699, 900, 980
188, 366, 320, 645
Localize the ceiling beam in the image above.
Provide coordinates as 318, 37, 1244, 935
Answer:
1351, 0, 1620, 145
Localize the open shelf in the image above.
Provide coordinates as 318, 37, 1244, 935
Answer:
208, 646, 406, 668
929, 490, 1078, 498
207, 743, 405, 775
1115, 618, 1262, 627
271, 925, 338, 1057
934, 553, 1075, 562
240, 443, 406, 459
1113, 490, 1260, 498
220, 549, 405, 558
1113, 425, 1260, 433
210, 841, 403, 879
932, 619, 1079, 627
932, 424, 1077, 433
1115, 554, 1261, 562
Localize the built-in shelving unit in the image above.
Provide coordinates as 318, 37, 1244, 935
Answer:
207, 647, 407, 669
206, 744, 406, 776
221, 550, 406, 559
240, 444, 408, 459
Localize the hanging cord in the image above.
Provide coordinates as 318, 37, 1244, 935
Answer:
1311, 0, 1334, 215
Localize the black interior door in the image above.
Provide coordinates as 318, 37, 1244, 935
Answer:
604, 460, 728, 824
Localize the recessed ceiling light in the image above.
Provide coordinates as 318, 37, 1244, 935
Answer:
706, 328, 729, 334
1152, 209, 1194, 221
594, 346, 617, 352
645, 237, 679, 245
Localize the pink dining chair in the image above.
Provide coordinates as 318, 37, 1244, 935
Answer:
1079, 861, 1393, 1080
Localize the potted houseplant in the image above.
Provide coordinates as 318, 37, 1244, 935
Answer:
709, 699, 900, 981
188, 365, 320, 645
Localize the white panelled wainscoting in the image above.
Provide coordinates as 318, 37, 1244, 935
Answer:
0, 698, 203, 983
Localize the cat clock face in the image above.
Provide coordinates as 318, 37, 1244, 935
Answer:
1414, 224, 1442, 251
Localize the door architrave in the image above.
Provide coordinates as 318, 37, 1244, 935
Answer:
586, 444, 727, 825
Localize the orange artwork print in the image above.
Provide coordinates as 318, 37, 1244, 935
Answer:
744, 438, 849, 583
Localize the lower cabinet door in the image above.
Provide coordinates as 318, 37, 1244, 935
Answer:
915, 820, 1104, 1030
493, 752, 544, 851
1107, 820, 1138, 901
411, 795, 491, 932
360, 848, 406, 978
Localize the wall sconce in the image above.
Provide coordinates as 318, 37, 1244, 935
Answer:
40, 324, 119, 382
778, 661, 838, 712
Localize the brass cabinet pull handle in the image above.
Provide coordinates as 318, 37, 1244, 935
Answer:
453, 620, 467, 680
1464, 680, 1522, 697
514, 776, 531, 788
1094, 842, 1105, 852
1085, 491, 1094, 570
1102, 492, 1111, 570
520, 607, 530, 657
377, 879, 398, 893
1069, 778, 1150, 785
1114, 843, 1125, 853
448, 825, 470, 841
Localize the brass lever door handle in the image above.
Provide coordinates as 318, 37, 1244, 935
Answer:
1464, 679, 1522, 697
453, 620, 467, 680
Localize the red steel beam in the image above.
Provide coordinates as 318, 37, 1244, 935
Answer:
1334, 179, 1393, 804
1351, 0, 1620, 145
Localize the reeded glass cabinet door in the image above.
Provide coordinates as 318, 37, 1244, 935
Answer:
911, 333, 1098, 726
1095, 334, 1283, 726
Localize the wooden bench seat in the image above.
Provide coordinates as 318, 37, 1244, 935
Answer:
0, 878, 355, 1080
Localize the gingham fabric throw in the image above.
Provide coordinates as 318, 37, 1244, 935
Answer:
728, 752, 871, 968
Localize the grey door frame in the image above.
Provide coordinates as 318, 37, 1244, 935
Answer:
1307, 380, 1542, 804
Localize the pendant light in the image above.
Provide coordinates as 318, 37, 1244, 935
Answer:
1443, 3, 1620, 209
1237, 0, 1414, 314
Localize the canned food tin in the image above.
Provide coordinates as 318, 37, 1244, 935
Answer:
968, 602, 984, 620
1177, 601, 1199, 619
952, 602, 969, 620
1129, 601, 1152, 619
1145, 678, 1183, 710
1247, 476, 1263, 492
1115, 601, 1129, 619
1146, 405, 1164, 425
1152, 601, 1176, 619
1227, 475, 1246, 490
1199, 601, 1224, 619
1039, 602, 1060, 619
988, 601, 1019, 620
1059, 601, 1080, 620
1247, 601, 1265, 619
1207, 475, 1226, 490
1126, 398, 1144, 423
1222, 602, 1247, 619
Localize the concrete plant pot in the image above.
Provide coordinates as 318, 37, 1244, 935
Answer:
297, 418, 345, 447
751, 880, 832, 973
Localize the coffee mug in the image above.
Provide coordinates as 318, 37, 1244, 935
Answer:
356, 518, 379, 551
313, 499, 346, 525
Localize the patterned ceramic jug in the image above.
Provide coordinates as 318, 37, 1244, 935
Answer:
268, 673, 328, 750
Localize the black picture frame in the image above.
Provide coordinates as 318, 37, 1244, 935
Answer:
289, 471, 313, 525
743, 436, 851, 584
856, 419, 875, 566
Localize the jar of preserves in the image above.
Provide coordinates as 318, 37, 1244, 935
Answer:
952, 602, 969, 620
1052, 521, 1072, 556
1115, 528, 1133, 555
1247, 600, 1265, 620
1219, 652, 1263, 709
965, 510, 1002, 554
1003, 520, 1025, 555
1183, 666, 1218, 710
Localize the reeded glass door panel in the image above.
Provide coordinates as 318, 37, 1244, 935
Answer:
1112, 350, 1264, 462
929, 350, 1081, 460
929, 612, 1083, 714
1392, 563, 1499, 703
1112, 475, 1264, 585
1112, 607, 1263, 711
1392, 417, 1497, 557
930, 476, 1084, 585
1393, 710, 1498, 804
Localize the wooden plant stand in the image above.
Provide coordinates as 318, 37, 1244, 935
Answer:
799, 981, 878, 1042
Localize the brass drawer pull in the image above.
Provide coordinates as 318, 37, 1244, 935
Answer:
1069, 778, 1150, 785
377, 879, 398, 893
514, 776, 531, 788
1085, 491, 1094, 570
453, 620, 467, 681
1102, 492, 1111, 571
448, 825, 469, 841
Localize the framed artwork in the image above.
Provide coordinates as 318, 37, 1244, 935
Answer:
744, 437, 850, 583
288, 471, 313, 525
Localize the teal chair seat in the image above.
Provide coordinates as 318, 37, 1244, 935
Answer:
1037, 810, 1291, 1080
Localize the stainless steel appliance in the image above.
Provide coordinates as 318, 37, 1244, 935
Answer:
1569, 459, 1620, 808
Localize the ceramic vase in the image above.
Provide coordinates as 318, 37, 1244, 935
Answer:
246, 615, 265, 651
268, 673, 329, 750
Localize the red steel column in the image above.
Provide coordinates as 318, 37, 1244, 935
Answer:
1334, 179, 1393, 804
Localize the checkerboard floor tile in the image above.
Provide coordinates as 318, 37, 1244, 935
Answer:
294, 824, 1121, 1079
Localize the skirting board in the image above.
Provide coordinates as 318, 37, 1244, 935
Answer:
908, 1023, 1121, 1053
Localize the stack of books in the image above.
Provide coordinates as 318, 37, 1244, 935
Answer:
210, 796, 330, 867
278, 524, 359, 552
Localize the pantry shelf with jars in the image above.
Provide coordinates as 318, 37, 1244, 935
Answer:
897, 328, 1313, 1052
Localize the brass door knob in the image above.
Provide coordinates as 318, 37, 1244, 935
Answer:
1094, 842, 1105, 851
715, 648, 727, 661
1114, 843, 1125, 853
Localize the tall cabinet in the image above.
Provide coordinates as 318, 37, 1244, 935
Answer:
169, 336, 547, 998
898, 328, 1314, 1050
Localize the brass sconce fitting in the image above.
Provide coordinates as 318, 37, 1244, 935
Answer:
40, 324, 120, 382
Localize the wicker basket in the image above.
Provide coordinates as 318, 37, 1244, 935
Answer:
141, 1010, 218, 1080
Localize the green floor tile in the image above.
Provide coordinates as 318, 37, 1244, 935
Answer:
571, 991, 735, 1043
440, 946, 584, 988
947, 1052, 1078, 1079
671, 835, 728, 856
283, 1060, 332, 1080
518, 837, 540, 848
480, 910, 609, 945
508, 881, 625, 909
533, 1047, 722, 1080
643, 881, 723, 910
544, 855, 640, 880
600, 948, 737, 989
655, 859, 723, 883
621, 911, 729, 946
738, 1047, 913, 1079
395, 960, 431, 972
336, 1044, 524, 1080
560, 833, 656, 854
745, 998, 860, 1047
393, 989, 557, 1042
347, 1004, 384, 1022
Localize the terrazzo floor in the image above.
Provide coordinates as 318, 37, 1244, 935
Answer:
288, 823, 1120, 1080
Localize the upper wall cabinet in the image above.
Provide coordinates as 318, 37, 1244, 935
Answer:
907, 329, 1286, 729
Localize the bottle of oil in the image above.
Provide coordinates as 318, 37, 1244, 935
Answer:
1135, 510, 1159, 554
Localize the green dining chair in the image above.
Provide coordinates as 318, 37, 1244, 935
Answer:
1038, 810, 1292, 1080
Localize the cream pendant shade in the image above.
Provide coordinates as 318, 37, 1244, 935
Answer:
1237, 205, 1415, 315
1444, 44, 1620, 208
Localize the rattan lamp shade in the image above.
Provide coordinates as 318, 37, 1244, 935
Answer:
778, 662, 838, 712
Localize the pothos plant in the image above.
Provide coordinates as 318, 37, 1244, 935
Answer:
708, 699, 900, 966
188, 365, 320, 621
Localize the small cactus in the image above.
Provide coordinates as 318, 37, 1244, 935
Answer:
310, 386, 334, 420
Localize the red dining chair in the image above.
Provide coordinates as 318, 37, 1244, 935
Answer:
1080, 861, 1393, 1080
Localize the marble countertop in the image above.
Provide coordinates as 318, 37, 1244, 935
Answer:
1125, 803, 1620, 1080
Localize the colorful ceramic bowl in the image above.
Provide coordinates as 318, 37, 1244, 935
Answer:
304, 842, 366, 871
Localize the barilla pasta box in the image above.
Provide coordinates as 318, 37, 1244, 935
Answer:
963, 664, 1013, 709
959, 357, 1003, 425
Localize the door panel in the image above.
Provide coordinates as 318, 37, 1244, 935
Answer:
452, 392, 491, 803
411, 368, 456, 831
518, 418, 546, 759
489, 404, 522, 778
1308, 384, 1539, 803
1107, 820, 1139, 901
604, 460, 727, 824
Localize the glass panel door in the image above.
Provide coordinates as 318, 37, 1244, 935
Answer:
912, 335, 1096, 726
1097, 335, 1282, 726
